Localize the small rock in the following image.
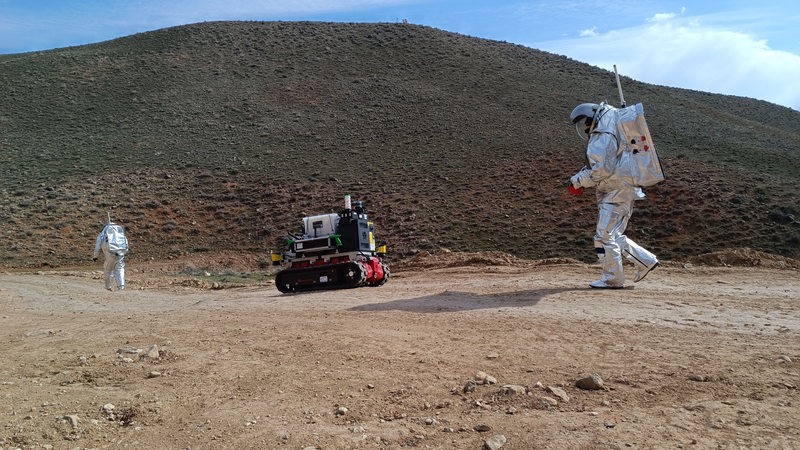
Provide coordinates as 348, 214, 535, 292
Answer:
539, 396, 559, 407
474, 423, 491, 432
776, 355, 792, 363
546, 386, 570, 402
688, 374, 709, 382
576, 373, 605, 390
500, 384, 527, 395
485, 434, 507, 450
147, 371, 162, 378
475, 371, 497, 385
486, 352, 500, 359
334, 406, 348, 416
117, 347, 141, 355
62, 415, 79, 428
142, 344, 160, 359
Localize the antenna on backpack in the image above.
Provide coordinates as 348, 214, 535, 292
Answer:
613, 64, 626, 108
107, 211, 112, 224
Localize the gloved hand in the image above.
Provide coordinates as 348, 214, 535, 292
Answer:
567, 176, 584, 195
568, 185, 584, 196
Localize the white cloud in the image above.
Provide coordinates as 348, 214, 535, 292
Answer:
535, 13, 800, 111
647, 12, 676, 22
579, 26, 598, 37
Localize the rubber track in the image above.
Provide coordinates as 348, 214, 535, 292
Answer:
275, 261, 366, 293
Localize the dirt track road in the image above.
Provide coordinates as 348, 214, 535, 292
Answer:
1, 261, 799, 449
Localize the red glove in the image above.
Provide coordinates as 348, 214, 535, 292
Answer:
568, 185, 584, 196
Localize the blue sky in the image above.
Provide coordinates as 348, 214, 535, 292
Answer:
2, 0, 799, 111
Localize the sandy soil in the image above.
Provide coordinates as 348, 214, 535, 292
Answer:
1, 256, 798, 450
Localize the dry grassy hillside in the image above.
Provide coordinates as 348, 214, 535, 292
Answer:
0, 21, 798, 268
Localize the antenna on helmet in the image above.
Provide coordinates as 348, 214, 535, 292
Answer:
107, 211, 112, 224
613, 64, 626, 108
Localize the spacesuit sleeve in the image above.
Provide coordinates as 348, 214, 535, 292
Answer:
572, 131, 619, 188
93, 227, 105, 257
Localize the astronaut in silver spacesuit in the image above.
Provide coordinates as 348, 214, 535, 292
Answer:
93, 221, 128, 291
568, 102, 659, 289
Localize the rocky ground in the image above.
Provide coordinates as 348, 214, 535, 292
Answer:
0, 250, 798, 449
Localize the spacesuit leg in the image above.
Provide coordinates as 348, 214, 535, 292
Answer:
621, 238, 658, 282
103, 252, 115, 290
591, 202, 630, 288
115, 255, 126, 290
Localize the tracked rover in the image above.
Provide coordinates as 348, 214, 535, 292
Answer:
272, 195, 389, 293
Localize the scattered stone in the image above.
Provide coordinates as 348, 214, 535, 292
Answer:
142, 344, 160, 359
539, 396, 559, 407
546, 386, 570, 403
424, 417, 438, 426
101, 403, 116, 420
62, 415, 79, 428
117, 347, 142, 355
486, 352, 500, 359
147, 371, 162, 378
475, 371, 497, 385
776, 355, 792, 363
500, 384, 527, 395
334, 406, 348, 416
576, 374, 605, 390
463, 380, 477, 393
474, 423, 491, 432
484, 434, 507, 450
688, 374, 709, 382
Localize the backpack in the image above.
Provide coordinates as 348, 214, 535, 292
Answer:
614, 103, 665, 187
105, 223, 129, 254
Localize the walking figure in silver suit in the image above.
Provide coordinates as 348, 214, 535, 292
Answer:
568, 102, 659, 289
93, 219, 129, 291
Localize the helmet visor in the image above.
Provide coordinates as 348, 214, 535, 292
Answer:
574, 116, 593, 141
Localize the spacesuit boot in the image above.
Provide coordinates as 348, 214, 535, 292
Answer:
589, 243, 625, 289
623, 238, 659, 283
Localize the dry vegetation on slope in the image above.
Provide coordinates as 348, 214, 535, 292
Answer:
0, 21, 798, 269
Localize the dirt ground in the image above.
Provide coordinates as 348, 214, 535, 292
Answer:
1, 253, 798, 450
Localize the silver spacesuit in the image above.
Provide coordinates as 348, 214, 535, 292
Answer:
569, 102, 659, 289
93, 222, 127, 291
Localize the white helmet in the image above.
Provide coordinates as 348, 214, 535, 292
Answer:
570, 102, 600, 139
570, 103, 600, 124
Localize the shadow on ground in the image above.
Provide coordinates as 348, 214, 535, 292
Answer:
349, 287, 583, 312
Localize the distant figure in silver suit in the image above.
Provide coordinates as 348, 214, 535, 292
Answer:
93, 220, 129, 291
568, 102, 659, 289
